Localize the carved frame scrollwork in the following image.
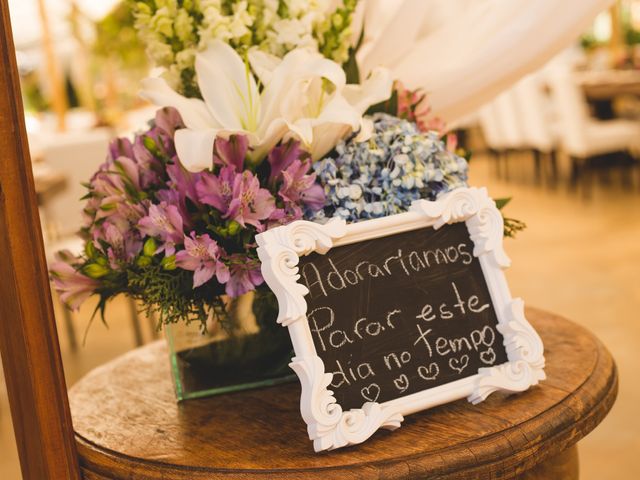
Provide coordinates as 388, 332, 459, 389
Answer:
256, 187, 545, 452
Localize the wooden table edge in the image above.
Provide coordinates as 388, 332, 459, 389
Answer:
73, 313, 619, 480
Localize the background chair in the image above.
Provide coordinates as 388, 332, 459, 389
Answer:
511, 73, 559, 179
547, 68, 640, 180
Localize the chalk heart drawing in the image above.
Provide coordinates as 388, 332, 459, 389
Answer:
480, 347, 497, 365
417, 363, 440, 381
393, 374, 409, 393
361, 383, 381, 402
449, 355, 470, 374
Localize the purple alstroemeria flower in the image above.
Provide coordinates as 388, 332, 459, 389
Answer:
175, 232, 230, 288
99, 221, 142, 268
300, 183, 326, 211
167, 160, 201, 205
142, 107, 186, 158
91, 170, 125, 199
196, 167, 235, 214
225, 254, 264, 297
197, 167, 275, 230
94, 196, 146, 226
107, 137, 134, 162
267, 139, 303, 184
213, 134, 248, 171
154, 107, 185, 138
49, 256, 99, 311
227, 171, 276, 230
137, 203, 184, 255
90, 156, 142, 201
265, 206, 304, 229
157, 160, 202, 230
279, 159, 326, 211
132, 135, 162, 189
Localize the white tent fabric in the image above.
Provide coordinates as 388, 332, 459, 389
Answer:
358, 0, 615, 122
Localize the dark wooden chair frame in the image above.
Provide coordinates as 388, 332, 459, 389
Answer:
0, 2, 82, 478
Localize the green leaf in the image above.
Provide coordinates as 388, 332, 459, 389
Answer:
366, 89, 398, 116
343, 27, 364, 85
494, 197, 512, 210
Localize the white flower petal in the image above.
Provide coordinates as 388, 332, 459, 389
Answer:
313, 94, 361, 129
174, 129, 218, 172
259, 49, 346, 135
343, 67, 393, 114
354, 117, 374, 142
285, 118, 315, 146
140, 77, 217, 130
309, 123, 351, 160
196, 40, 260, 131
247, 48, 281, 85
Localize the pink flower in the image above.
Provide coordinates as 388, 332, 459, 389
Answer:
213, 134, 248, 171
107, 137, 134, 162
197, 167, 275, 230
161, 160, 202, 228
97, 221, 142, 268
445, 132, 459, 153
175, 232, 230, 288
137, 203, 184, 255
49, 256, 99, 311
167, 161, 201, 204
267, 140, 303, 184
132, 136, 162, 188
279, 159, 326, 211
225, 254, 263, 297
196, 167, 236, 215
154, 106, 184, 138
396, 81, 447, 135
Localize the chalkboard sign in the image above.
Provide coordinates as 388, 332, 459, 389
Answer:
297, 222, 509, 410
257, 187, 545, 452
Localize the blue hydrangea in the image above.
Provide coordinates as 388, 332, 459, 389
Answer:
309, 113, 468, 223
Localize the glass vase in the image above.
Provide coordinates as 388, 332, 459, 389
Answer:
165, 288, 296, 401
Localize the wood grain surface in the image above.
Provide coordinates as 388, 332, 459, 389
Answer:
69, 308, 617, 480
0, 1, 81, 478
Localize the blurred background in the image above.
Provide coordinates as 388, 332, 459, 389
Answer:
1, 0, 639, 478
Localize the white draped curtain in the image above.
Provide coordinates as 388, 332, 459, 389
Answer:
357, 0, 615, 122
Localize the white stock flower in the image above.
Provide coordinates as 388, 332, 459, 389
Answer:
141, 40, 392, 171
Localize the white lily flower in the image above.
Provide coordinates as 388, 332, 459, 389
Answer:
140, 39, 392, 171
141, 40, 285, 171
249, 48, 393, 160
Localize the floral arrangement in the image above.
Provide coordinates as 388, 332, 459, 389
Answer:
51, 0, 520, 330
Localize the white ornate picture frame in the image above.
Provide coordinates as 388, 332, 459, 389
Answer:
256, 187, 545, 452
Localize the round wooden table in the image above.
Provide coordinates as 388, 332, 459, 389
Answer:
69, 308, 617, 480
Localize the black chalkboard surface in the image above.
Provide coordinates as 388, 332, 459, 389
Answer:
298, 222, 509, 410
